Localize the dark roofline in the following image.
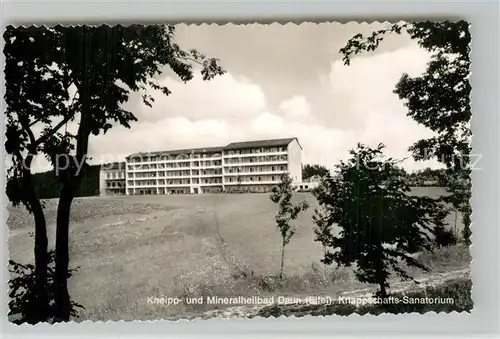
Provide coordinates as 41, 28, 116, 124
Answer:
126, 146, 224, 159
125, 137, 302, 158
222, 137, 301, 151
100, 161, 126, 170
294, 138, 303, 150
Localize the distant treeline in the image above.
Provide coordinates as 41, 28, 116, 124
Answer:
406, 168, 446, 187
26, 164, 447, 200
30, 164, 101, 199
303, 164, 448, 187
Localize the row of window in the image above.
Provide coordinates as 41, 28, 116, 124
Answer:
127, 175, 281, 186
226, 176, 279, 183
128, 166, 284, 178
224, 155, 288, 164
129, 153, 222, 163
106, 182, 125, 188
127, 147, 287, 164
128, 178, 223, 186
105, 172, 125, 179
128, 160, 224, 170
127, 156, 286, 171
224, 147, 286, 155
130, 169, 223, 178
225, 166, 286, 174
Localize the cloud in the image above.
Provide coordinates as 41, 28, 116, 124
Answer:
279, 95, 312, 121
134, 72, 267, 123
251, 112, 285, 135
89, 117, 239, 160
325, 41, 440, 169
27, 26, 443, 174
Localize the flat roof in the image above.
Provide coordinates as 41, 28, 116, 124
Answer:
223, 137, 300, 150
100, 162, 126, 170
125, 137, 300, 158
126, 146, 224, 159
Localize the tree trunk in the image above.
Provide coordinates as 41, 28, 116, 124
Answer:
375, 246, 388, 299
18, 153, 49, 323
378, 281, 388, 299
279, 239, 285, 280
29, 194, 49, 322
453, 207, 458, 239
54, 29, 92, 321
54, 182, 74, 322
25, 174, 49, 322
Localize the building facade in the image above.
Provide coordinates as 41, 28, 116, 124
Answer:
125, 138, 302, 195
99, 162, 126, 196
293, 175, 321, 191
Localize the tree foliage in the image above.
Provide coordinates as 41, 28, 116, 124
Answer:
340, 21, 472, 244
4, 24, 224, 322
313, 144, 447, 297
8, 250, 83, 325
433, 224, 458, 247
302, 164, 330, 181
7, 164, 101, 200
270, 173, 309, 279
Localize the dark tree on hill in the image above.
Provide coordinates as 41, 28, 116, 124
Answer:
340, 21, 472, 244
313, 144, 447, 297
270, 173, 309, 279
302, 164, 330, 180
406, 167, 446, 187
7, 164, 102, 201
4, 25, 224, 322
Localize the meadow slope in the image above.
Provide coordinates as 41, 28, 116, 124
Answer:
7, 189, 469, 321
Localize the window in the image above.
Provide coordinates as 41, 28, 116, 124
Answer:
258, 177, 261, 181
271, 166, 275, 171
272, 176, 275, 181
305, 185, 309, 189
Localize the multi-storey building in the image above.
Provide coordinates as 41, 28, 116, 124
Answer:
99, 162, 126, 196
125, 137, 302, 195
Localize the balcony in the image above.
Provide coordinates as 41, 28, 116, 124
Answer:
224, 170, 287, 177
223, 151, 287, 159
199, 182, 223, 186
224, 180, 279, 186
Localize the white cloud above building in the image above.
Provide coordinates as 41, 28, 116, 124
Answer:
30, 23, 442, 173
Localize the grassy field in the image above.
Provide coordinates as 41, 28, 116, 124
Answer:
6, 188, 470, 321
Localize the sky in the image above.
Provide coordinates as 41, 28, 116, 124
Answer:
30, 22, 442, 173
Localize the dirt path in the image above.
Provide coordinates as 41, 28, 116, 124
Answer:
190, 268, 470, 319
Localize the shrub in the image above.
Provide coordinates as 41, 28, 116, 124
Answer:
8, 250, 84, 324
433, 225, 458, 247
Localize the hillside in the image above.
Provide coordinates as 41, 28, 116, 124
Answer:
7, 192, 469, 321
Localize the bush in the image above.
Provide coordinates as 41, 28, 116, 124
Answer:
8, 250, 84, 324
434, 225, 458, 247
